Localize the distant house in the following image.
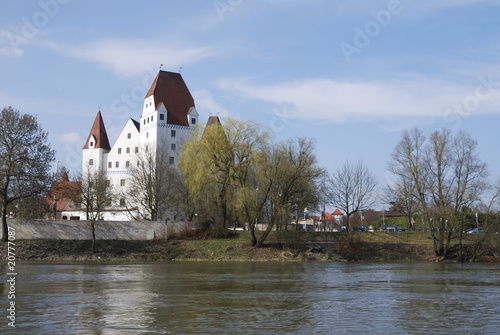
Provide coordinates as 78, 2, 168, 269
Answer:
46, 173, 81, 220
332, 209, 344, 223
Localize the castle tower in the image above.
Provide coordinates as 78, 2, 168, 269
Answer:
82, 110, 111, 172
140, 70, 198, 165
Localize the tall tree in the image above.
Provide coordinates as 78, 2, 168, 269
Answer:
179, 117, 270, 237
0, 107, 55, 241
253, 137, 321, 247
328, 160, 377, 232
80, 164, 112, 253
389, 128, 488, 257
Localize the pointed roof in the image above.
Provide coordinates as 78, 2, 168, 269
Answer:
146, 70, 194, 127
332, 209, 344, 215
206, 115, 221, 127
83, 111, 111, 150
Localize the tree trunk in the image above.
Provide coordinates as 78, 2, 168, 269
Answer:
91, 220, 96, 253
1, 203, 8, 242
250, 225, 257, 246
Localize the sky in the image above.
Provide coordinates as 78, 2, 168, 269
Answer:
1, 0, 500, 210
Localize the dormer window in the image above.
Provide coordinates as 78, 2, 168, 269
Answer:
160, 113, 165, 121
191, 117, 196, 125
90, 141, 94, 147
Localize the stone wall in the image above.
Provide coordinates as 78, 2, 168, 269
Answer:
3, 219, 195, 240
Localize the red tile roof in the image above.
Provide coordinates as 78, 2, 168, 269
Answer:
46, 175, 81, 211
332, 209, 343, 215
83, 111, 111, 150
146, 70, 194, 127
325, 212, 334, 220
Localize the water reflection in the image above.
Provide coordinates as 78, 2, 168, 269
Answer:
4, 262, 499, 334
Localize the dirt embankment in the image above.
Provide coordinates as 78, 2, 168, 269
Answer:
0, 239, 497, 262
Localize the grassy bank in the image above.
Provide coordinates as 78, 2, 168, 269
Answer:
1, 231, 498, 262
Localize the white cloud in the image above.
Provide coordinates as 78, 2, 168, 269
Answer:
44, 38, 216, 77
59, 132, 84, 146
218, 73, 500, 124
193, 90, 230, 118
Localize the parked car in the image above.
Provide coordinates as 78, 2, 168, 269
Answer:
466, 228, 487, 233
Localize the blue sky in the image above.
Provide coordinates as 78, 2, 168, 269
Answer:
1, 0, 500, 209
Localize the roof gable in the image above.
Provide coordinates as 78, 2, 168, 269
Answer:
145, 70, 194, 127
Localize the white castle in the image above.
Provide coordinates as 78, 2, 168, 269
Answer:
80, 70, 199, 220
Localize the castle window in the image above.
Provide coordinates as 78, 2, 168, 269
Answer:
108, 162, 112, 168
89, 159, 94, 166
120, 179, 125, 186
127, 133, 131, 139
116, 162, 119, 168
160, 113, 165, 121
126, 161, 130, 168
171, 130, 176, 138
143, 119, 146, 125
90, 141, 94, 147
191, 118, 196, 125
146, 132, 149, 139
169, 156, 175, 165
126, 147, 130, 154
151, 115, 153, 122
118, 148, 122, 154
171, 143, 176, 151
120, 198, 126, 207
135, 147, 139, 153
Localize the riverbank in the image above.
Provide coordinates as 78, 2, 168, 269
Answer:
2, 234, 498, 262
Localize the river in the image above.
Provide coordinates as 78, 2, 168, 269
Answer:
1, 261, 499, 334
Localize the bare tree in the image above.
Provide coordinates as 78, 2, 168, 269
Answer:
389, 128, 488, 257
80, 164, 112, 253
126, 143, 179, 221
328, 160, 377, 232
0, 107, 55, 241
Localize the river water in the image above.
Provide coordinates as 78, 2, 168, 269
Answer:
1, 261, 499, 334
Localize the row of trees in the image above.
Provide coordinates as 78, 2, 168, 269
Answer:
1, 106, 498, 258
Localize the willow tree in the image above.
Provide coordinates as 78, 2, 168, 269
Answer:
178, 117, 269, 237
252, 137, 321, 247
0, 107, 55, 241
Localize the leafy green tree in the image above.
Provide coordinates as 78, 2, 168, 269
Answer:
179, 117, 270, 237
0, 107, 55, 241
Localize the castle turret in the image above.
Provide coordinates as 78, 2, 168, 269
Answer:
82, 111, 111, 172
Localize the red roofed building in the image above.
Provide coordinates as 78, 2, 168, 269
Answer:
81, 70, 199, 220
46, 173, 81, 219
